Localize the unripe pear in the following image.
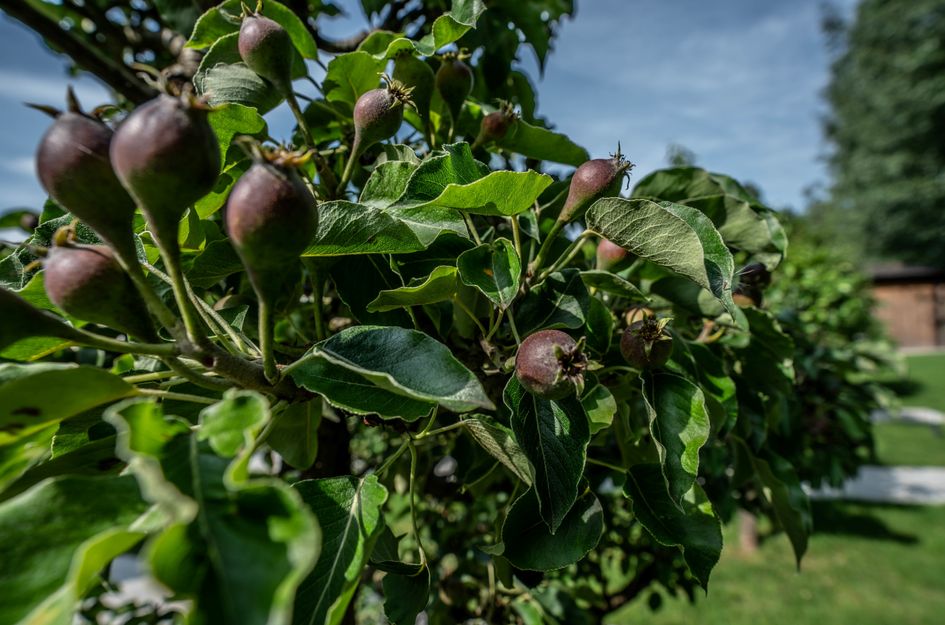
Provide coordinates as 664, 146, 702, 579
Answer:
620, 318, 673, 369
515, 329, 587, 400
239, 12, 294, 93
341, 78, 413, 189
473, 102, 517, 149
33, 89, 137, 260
436, 54, 473, 124
596, 238, 628, 272
111, 93, 220, 245
560, 150, 633, 223
226, 150, 318, 301
43, 243, 157, 341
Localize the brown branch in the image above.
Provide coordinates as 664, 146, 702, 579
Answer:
1, 0, 155, 103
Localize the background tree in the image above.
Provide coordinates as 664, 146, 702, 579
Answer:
821, 0, 945, 268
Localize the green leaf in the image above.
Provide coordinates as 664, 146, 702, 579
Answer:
189, 0, 319, 59
208, 103, 267, 163
0, 475, 147, 625
303, 201, 466, 256
584, 297, 614, 355
582, 381, 617, 434
414, 0, 487, 55
733, 308, 795, 395
291, 326, 494, 412
641, 371, 711, 504
586, 198, 742, 325
109, 398, 320, 625
683, 195, 786, 268
323, 51, 387, 106
198, 390, 269, 457
0, 436, 121, 504
330, 255, 413, 327
292, 475, 388, 625
186, 239, 244, 287
499, 487, 604, 571
515, 269, 589, 335
738, 441, 812, 567
194, 33, 284, 112
580, 270, 649, 302
504, 377, 590, 533
288, 353, 433, 421
0, 425, 56, 494
361, 161, 420, 209
268, 399, 321, 470
368, 266, 459, 311
462, 416, 534, 485
383, 566, 431, 625
0, 364, 134, 444
623, 463, 722, 589
457, 238, 522, 309
497, 118, 589, 166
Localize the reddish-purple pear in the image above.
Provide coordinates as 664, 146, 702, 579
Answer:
515, 329, 587, 400
560, 150, 633, 222
33, 89, 137, 261
473, 102, 517, 148
596, 238, 628, 271
620, 318, 673, 369
43, 243, 157, 341
436, 54, 473, 124
238, 12, 294, 93
111, 93, 220, 246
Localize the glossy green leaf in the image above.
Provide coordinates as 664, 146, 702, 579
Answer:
684, 194, 786, 268
292, 475, 388, 625
361, 161, 420, 209
462, 416, 534, 485
623, 463, 722, 589
0, 425, 56, 494
586, 198, 742, 325
582, 381, 617, 434
368, 266, 459, 312
292, 326, 494, 412
0, 364, 134, 444
641, 371, 710, 504
0, 436, 121, 504
580, 270, 648, 302
198, 390, 269, 457
414, 0, 487, 55
499, 487, 604, 571
323, 51, 387, 106
109, 398, 321, 625
194, 33, 284, 112
497, 118, 589, 166
303, 201, 466, 257
383, 566, 431, 625
515, 269, 589, 335
0, 475, 147, 625
504, 377, 590, 533
584, 296, 614, 355
457, 239, 522, 309
208, 103, 267, 163
268, 399, 321, 470
288, 353, 433, 421
369, 525, 424, 575
393, 143, 489, 202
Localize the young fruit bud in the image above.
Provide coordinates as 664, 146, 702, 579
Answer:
473, 101, 517, 149
596, 238, 628, 272
560, 147, 633, 223
226, 148, 318, 301
624, 306, 654, 326
238, 12, 294, 93
0, 287, 84, 350
620, 318, 673, 369
393, 52, 435, 123
515, 329, 588, 400
111, 93, 220, 245
436, 53, 473, 124
43, 242, 157, 341
33, 89, 137, 260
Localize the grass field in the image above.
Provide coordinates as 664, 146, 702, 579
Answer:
605, 352, 945, 625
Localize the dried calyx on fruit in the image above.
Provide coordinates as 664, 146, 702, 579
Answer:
110, 84, 220, 249
733, 262, 772, 307
436, 51, 473, 128
31, 88, 137, 262
560, 145, 634, 223
226, 145, 318, 302
515, 329, 588, 400
596, 237, 629, 272
620, 317, 673, 369
42, 229, 157, 341
340, 75, 414, 191
238, 3, 294, 94
472, 101, 517, 149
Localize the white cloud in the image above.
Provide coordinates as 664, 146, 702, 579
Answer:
0, 156, 34, 176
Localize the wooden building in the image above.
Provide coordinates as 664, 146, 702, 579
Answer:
871, 265, 945, 348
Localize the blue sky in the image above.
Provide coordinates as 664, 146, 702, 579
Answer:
0, 0, 857, 217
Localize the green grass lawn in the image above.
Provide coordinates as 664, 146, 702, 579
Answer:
901, 352, 945, 413
608, 502, 945, 625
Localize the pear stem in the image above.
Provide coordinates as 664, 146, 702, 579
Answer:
536, 230, 597, 283
258, 298, 278, 383
337, 135, 362, 196
529, 217, 567, 278
71, 328, 178, 357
